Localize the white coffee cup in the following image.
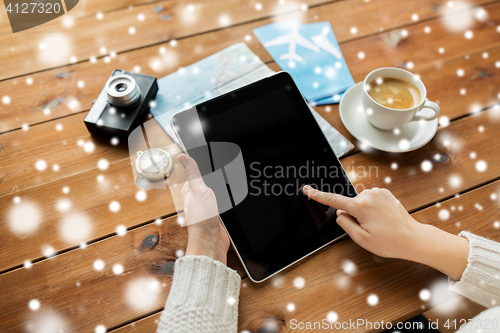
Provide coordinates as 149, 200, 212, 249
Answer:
362, 67, 440, 130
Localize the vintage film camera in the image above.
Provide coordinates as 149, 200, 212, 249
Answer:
84, 70, 158, 139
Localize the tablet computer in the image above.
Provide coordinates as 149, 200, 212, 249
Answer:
171, 72, 357, 282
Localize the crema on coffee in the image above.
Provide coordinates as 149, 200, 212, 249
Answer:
366, 77, 421, 110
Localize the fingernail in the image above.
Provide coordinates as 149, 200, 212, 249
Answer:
303, 185, 313, 194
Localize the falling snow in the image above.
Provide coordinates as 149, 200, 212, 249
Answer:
476, 160, 487, 172
42, 245, 56, 258
438, 209, 450, 221
98, 159, 109, 170
29, 299, 40, 311
421, 160, 432, 172
112, 264, 124, 275
367, 294, 379, 306
95, 325, 107, 333
419, 289, 431, 301
116, 225, 127, 236
341, 260, 357, 275
286, 303, 296, 311
227, 296, 236, 305
8, 201, 42, 236
135, 190, 147, 202
35, 160, 47, 171
109, 201, 121, 212
294, 277, 305, 289
327, 311, 338, 322
126, 277, 160, 311
94, 260, 105, 271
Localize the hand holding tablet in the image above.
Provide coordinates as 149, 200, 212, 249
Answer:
172, 72, 357, 282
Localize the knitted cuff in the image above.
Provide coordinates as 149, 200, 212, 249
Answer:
449, 231, 500, 308
165, 255, 241, 321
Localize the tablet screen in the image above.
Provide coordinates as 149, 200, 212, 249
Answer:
172, 72, 356, 281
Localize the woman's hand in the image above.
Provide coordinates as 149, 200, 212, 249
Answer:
302, 186, 469, 280
303, 186, 421, 260
178, 154, 231, 265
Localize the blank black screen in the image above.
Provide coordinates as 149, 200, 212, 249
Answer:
174, 73, 356, 281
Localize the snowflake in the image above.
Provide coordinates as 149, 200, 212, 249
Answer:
419, 289, 431, 301
398, 139, 410, 150
24, 260, 32, 269
109, 201, 121, 212
255, 3, 262, 10
138, 13, 145, 21
9, 201, 42, 236
29, 299, 41, 311
460, 88, 466, 95
293, 276, 305, 289
128, 27, 136, 35
95, 325, 107, 333
357, 51, 365, 59
341, 260, 357, 275
116, 225, 127, 236
97, 159, 109, 170
449, 175, 461, 187
390, 162, 398, 170
126, 278, 160, 311
42, 245, 56, 258
424, 26, 431, 33
411, 13, 419, 21
219, 15, 231, 26
96, 12, 103, 20
350, 27, 358, 35
135, 190, 147, 202
438, 209, 450, 221
464, 30, 473, 39
35, 160, 47, 171
327, 311, 338, 322
26, 77, 33, 85
94, 260, 105, 271
421, 160, 432, 172
367, 294, 379, 306
175, 249, 185, 258
476, 160, 487, 172
286, 303, 295, 311
438, 47, 445, 54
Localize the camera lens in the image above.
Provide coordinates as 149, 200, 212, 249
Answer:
105, 74, 142, 107
115, 83, 128, 92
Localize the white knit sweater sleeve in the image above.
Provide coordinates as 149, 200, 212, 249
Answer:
157, 255, 241, 333
449, 231, 500, 308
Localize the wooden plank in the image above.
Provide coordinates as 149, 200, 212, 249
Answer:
3, 42, 499, 196
1, 51, 500, 274
0, 0, 338, 80
0, 213, 246, 332
106, 175, 500, 332
1, 104, 499, 320
0, 0, 495, 132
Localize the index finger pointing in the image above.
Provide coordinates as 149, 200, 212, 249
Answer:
303, 185, 355, 214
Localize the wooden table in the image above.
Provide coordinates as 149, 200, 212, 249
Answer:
1, 0, 499, 332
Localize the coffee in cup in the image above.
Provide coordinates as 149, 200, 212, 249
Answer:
366, 77, 421, 110
362, 67, 440, 131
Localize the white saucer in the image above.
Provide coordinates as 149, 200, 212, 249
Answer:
339, 82, 438, 153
